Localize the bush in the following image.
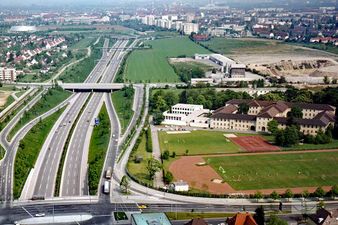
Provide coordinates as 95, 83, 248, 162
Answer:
164, 171, 173, 183
313, 187, 326, 198
162, 150, 170, 160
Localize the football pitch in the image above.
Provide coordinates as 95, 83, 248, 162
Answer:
205, 151, 338, 190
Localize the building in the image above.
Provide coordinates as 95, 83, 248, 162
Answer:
169, 180, 189, 192
0, 67, 17, 81
211, 99, 336, 135
230, 64, 246, 78
194, 54, 238, 74
191, 78, 214, 86
184, 218, 208, 225
162, 104, 210, 128
182, 23, 199, 35
226, 212, 258, 225
131, 213, 171, 225
308, 208, 338, 225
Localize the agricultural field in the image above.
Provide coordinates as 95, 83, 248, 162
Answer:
205, 151, 338, 190
124, 37, 210, 83
158, 130, 244, 156
0, 91, 14, 111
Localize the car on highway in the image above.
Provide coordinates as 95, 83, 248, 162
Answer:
35, 213, 45, 217
138, 204, 148, 209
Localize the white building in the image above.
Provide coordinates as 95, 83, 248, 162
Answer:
169, 181, 189, 192
182, 23, 199, 35
162, 104, 210, 128
191, 78, 214, 86
0, 67, 17, 81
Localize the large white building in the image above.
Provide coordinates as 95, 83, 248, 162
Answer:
182, 23, 199, 35
0, 67, 17, 81
162, 104, 210, 128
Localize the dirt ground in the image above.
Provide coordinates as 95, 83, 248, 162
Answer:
0, 91, 11, 108
230, 136, 281, 152
169, 149, 338, 195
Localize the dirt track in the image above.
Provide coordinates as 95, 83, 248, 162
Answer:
169, 149, 338, 195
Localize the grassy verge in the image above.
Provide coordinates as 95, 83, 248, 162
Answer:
59, 39, 103, 83
8, 87, 71, 141
0, 145, 5, 160
1, 95, 15, 110
88, 103, 111, 195
111, 87, 134, 134
165, 212, 234, 220
127, 130, 153, 186
13, 107, 65, 199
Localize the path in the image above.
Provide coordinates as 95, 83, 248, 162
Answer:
150, 124, 164, 188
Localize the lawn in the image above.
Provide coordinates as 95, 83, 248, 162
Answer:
8, 88, 71, 141
124, 37, 210, 83
111, 89, 134, 134
127, 132, 153, 186
206, 151, 338, 190
158, 130, 243, 156
13, 107, 65, 199
88, 104, 111, 195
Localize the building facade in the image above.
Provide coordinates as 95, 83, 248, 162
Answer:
0, 67, 17, 81
211, 99, 336, 135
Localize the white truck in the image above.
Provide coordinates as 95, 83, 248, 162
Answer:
103, 181, 110, 194
106, 167, 112, 179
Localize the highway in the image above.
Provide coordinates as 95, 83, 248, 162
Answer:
60, 39, 133, 197
22, 39, 117, 200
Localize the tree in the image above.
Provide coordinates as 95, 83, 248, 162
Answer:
287, 106, 303, 119
284, 125, 300, 146
238, 103, 249, 114
145, 127, 152, 153
270, 191, 280, 200
324, 76, 330, 84
254, 191, 264, 200
254, 206, 265, 225
314, 187, 326, 198
331, 185, 338, 197
146, 158, 162, 180
302, 190, 310, 198
267, 120, 279, 135
164, 171, 173, 183
162, 150, 170, 160
267, 215, 288, 225
120, 175, 130, 194
284, 189, 293, 200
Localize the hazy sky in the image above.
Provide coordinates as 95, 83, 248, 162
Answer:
0, 0, 120, 6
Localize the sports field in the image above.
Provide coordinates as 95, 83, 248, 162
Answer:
158, 130, 243, 155
205, 151, 338, 190
125, 37, 210, 83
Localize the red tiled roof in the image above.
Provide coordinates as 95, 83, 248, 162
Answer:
226, 213, 257, 225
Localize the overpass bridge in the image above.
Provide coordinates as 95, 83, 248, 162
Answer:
59, 83, 126, 92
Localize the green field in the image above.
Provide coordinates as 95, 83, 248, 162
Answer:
70, 37, 95, 50
8, 88, 71, 141
159, 130, 244, 156
125, 37, 210, 83
127, 132, 153, 186
88, 104, 111, 195
165, 212, 234, 220
13, 108, 65, 199
206, 151, 338, 190
111, 89, 134, 134
0, 94, 14, 111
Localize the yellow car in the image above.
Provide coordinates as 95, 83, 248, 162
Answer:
138, 204, 148, 209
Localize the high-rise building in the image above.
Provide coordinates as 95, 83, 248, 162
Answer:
182, 23, 199, 35
0, 67, 17, 81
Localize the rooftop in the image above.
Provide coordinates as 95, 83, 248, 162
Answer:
132, 213, 172, 225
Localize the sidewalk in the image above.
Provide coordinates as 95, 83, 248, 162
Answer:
150, 124, 164, 188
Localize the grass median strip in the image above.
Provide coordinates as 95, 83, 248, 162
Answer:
8, 87, 71, 141
111, 86, 134, 134
13, 107, 65, 199
88, 103, 110, 195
